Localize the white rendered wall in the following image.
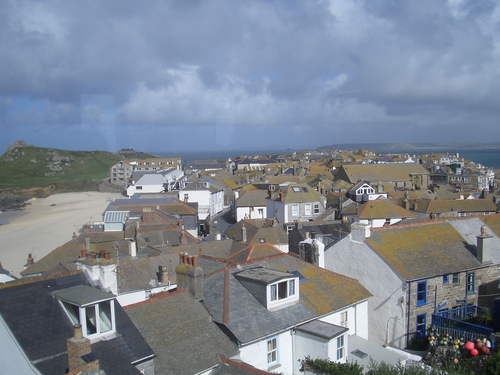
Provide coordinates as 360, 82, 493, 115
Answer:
239, 331, 293, 375
0, 317, 41, 374
324, 234, 406, 348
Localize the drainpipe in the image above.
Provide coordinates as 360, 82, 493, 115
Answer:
406, 281, 411, 349
291, 327, 296, 375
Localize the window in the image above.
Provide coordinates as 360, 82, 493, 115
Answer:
292, 204, 299, 216
341, 311, 348, 327
416, 314, 426, 339
498, 268, 500, 289
292, 186, 301, 192
467, 272, 475, 295
55, 286, 116, 339
452, 273, 460, 285
416, 281, 427, 306
336, 335, 345, 360
305, 204, 311, 216
313, 203, 320, 214
267, 337, 278, 366
183, 193, 189, 201
443, 274, 449, 284
269, 279, 297, 304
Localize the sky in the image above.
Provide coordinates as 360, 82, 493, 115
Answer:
1, 0, 499, 153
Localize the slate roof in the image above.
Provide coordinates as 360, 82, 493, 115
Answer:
224, 219, 288, 245
107, 196, 198, 216
356, 199, 416, 219
365, 222, 482, 280
125, 290, 239, 375
270, 183, 323, 204
337, 164, 429, 184
236, 189, 269, 207
0, 272, 153, 375
209, 356, 277, 374
21, 231, 127, 278
201, 254, 371, 344
414, 198, 498, 214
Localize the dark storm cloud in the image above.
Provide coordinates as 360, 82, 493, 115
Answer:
0, 0, 499, 152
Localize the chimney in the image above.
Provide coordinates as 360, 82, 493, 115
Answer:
351, 223, 370, 242
142, 207, 154, 225
178, 219, 184, 229
85, 237, 91, 253
476, 225, 493, 263
99, 249, 106, 258
180, 231, 187, 245
223, 267, 230, 325
175, 253, 204, 300
129, 239, 137, 257
159, 266, 169, 284
241, 223, 247, 243
80, 249, 87, 259
279, 189, 284, 202
295, 217, 302, 230
67, 324, 100, 373
26, 253, 34, 266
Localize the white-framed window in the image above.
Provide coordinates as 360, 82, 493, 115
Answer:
467, 272, 475, 295
267, 337, 278, 366
268, 278, 299, 309
336, 335, 345, 360
60, 299, 115, 339
270, 279, 296, 301
305, 204, 311, 216
292, 204, 299, 216
54, 286, 116, 340
341, 311, 348, 327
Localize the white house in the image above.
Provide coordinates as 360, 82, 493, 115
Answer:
127, 174, 165, 197
266, 183, 327, 224
201, 255, 373, 374
179, 181, 224, 234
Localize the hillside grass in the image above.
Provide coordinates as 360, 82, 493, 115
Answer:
0, 146, 154, 190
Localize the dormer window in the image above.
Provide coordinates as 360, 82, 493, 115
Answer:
53, 286, 116, 340
234, 267, 299, 310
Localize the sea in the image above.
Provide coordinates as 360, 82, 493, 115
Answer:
153, 144, 500, 169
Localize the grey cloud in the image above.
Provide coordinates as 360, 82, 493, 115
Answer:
0, 0, 499, 152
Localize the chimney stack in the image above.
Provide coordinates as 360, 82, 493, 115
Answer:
142, 207, 154, 225
175, 253, 203, 300
67, 324, 100, 373
159, 266, 169, 284
85, 237, 91, 253
26, 253, 34, 266
241, 223, 247, 243
129, 239, 137, 257
477, 225, 493, 263
80, 249, 87, 259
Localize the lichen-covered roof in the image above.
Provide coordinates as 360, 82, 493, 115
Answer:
236, 190, 269, 207
339, 164, 429, 184
202, 254, 371, 344
357, 199, 416, 219
366, 222, 482, 280
480, 214, 500, 237
414, 198, 498, 214
125, 291, 239, 375
224, 219, 288, 245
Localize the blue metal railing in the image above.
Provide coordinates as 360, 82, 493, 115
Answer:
431, 306, 493, 343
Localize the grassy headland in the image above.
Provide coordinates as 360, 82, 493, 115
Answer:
0, 146, 154, 196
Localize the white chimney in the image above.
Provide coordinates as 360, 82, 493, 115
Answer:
129, 239, 137, 257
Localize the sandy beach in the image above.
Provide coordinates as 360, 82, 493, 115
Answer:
0, 192, 123, 277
